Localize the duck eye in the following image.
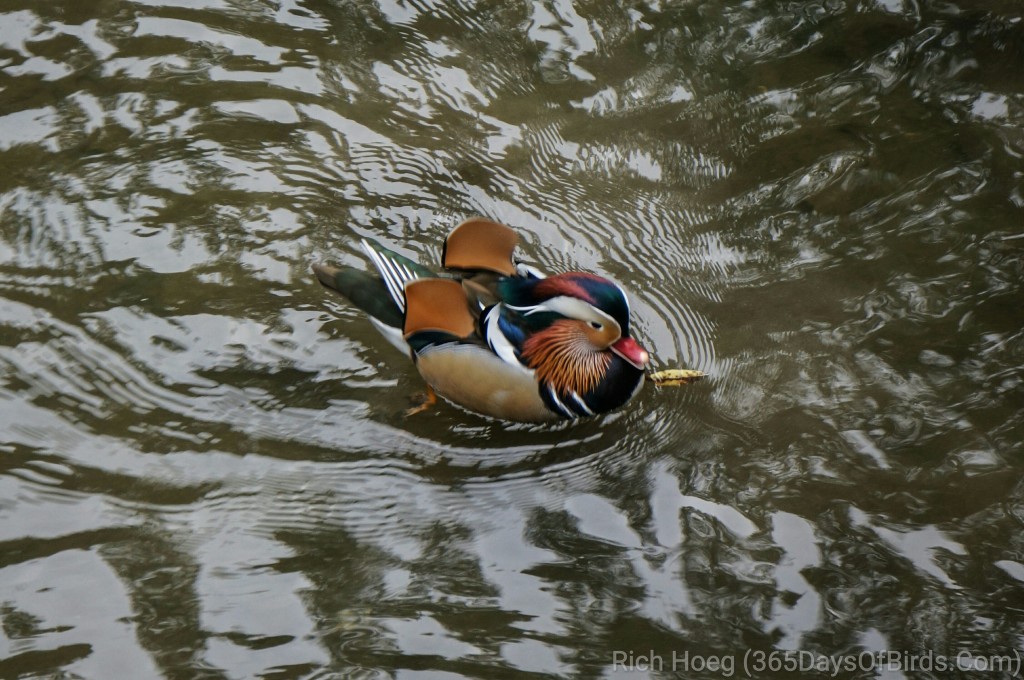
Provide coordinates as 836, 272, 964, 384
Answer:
588, 321, 603, 330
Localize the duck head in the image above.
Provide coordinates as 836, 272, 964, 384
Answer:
501, 273, 650, 395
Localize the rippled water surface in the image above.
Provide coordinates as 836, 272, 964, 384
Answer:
2, 0, 1023, 677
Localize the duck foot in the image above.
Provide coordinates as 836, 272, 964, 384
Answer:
405, 385, 437, 417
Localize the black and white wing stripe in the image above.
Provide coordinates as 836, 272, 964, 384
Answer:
515, 262, 546, 279
482, 305, 524, 368
361, 239, 419, 313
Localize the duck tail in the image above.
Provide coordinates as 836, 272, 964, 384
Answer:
312, 262, 406, 329
312, 239, 436, 331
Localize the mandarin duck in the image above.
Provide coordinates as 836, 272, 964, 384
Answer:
312, 218, 651, 422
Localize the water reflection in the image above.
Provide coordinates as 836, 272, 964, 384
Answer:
2, 0, 1023, 677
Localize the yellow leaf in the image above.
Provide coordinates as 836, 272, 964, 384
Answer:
647, 368, 707, 386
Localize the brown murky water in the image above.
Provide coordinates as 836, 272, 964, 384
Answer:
1, 0, 1023, 678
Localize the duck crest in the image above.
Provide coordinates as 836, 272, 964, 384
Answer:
534, 272, 607, 301
521, 320, 612, 397
500, 273, 632, 334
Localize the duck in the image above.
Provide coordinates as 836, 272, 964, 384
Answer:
312, 217, 650, 422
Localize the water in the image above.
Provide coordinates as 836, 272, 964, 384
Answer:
1, 0, 1023, 677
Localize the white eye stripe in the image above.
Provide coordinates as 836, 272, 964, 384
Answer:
507, 296, 620, 333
